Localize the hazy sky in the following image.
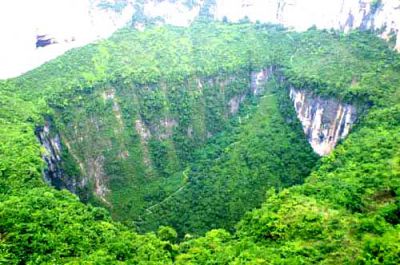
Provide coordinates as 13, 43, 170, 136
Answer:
1, 0, 398, 79
0, 0, 131, 79
0, 0, 360, 79
0, 0, 92, 51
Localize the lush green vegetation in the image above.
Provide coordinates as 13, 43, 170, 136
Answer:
139, 80, 317, 235
10, 23, 297, 227
1, 20, 399, 264
174, 103, 400, 264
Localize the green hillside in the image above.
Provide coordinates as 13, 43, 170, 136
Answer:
0, 22, 399, 264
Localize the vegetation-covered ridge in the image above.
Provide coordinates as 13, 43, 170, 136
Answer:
0, 21, 399, 264
6, 22, 317, 232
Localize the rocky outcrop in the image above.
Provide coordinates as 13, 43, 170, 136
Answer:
1, 0, 399, 79
36, 122, 63, 185
229, 95, 246, 114
129, 0, 400, 51
213, 0, 400, 50
227, 68, 272, 115
251, 66, 275, 95
87, 155, 110, 204
35, 121, 83, 192
37, 119, 111, 202
37, 65, 358, 208
142, 0, 202, 27
44, 68, 271, 203
289, 88, 357, 156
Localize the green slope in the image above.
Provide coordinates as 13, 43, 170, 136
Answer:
139, 79, 317, 235
0, 21, 399, 264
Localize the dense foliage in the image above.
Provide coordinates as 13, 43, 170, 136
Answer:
139, 81, 317, 235
9, 23, 302, 228
0, 21, 399, 264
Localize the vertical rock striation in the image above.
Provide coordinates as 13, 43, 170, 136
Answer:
36, 121, 82, 193
36, 122, 65, 188
213, 0, 400, 51
251, 66, 275, 95
2, 0, 400, 79
42, 68, 272, 204
289, 88, 357, 156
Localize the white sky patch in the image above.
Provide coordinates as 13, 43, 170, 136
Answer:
144, 1, 201, 27
0, 0, 398, 79
214, 0, 352, 30
0, 0, 132, 79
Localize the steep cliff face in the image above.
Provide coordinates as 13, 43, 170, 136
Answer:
44, 68, 270, 210
36, 121, 82, 192
251, 66, 275, 95
130, 0, 400, 51
36, 122, 63, 186
289, 88, 357, 156
38, 66, 358, 203
2, 0, 399, 79
213, 0, 400, 50
137, 0, 400, 50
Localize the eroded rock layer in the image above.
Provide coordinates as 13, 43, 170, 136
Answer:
290, 88, 357, 156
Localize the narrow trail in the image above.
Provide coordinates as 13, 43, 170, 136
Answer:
138, 90, 276, 220
143, 182, 189, 215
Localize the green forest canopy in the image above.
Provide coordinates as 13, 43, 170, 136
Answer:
0, 21, 399, 264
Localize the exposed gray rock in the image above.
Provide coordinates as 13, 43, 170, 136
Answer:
2, 0, 399, 80
158, 118, 178, 140
229, 94, 246, 114
135, 119, 152, 141
251, 66, 274, 95
36, 121, 81, 192
36, 122, 62, 184
289, 88, 357, 156
87, 155, 110, 204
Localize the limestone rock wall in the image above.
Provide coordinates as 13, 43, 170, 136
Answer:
36, 121, 83, 192
2, 0, 399, 79
213, 0, 400, 50
289, 87, 357, 156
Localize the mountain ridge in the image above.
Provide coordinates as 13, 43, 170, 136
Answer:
1, 0, 399, 79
